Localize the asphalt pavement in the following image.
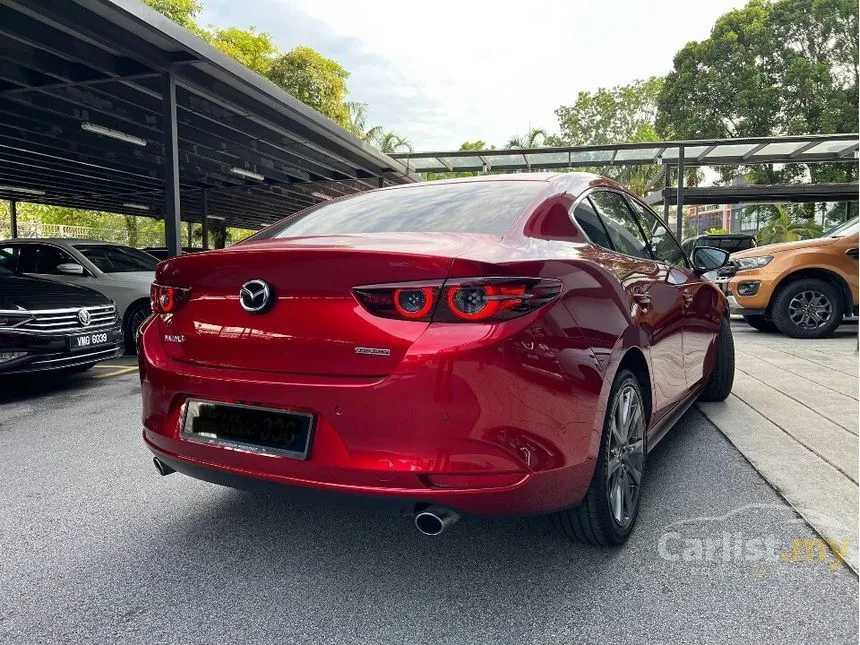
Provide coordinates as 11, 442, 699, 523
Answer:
1, 357, 857, 644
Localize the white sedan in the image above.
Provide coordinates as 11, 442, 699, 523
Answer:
0, 238, 158, 352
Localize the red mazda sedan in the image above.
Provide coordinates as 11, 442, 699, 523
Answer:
139, 173, 734, 544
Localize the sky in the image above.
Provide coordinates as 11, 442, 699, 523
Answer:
200, 0, 750, 151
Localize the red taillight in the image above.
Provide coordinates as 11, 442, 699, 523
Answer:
393, 287, 435, 319
445, 284, 526, 321
353, 277, 560, 323
150, 283, 190, 314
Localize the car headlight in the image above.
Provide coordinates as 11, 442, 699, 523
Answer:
733, 255, 773, 271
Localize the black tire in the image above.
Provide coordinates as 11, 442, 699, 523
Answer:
699, 316, 735, 402
124, 301, 152, 354
742, 314, 778, 333
554, 369, 646, 546
771, 278, 844, 339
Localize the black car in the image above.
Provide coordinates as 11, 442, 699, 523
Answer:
0, 267, 123, 375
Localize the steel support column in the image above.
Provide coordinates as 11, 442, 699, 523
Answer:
663, 166, 670, 226
201, 189, 209, 250
9, 199, 17, 238
161, 71, 181, 258
675, 146, 685, 241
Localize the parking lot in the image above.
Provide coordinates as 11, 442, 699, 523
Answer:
1, 321, 857, 645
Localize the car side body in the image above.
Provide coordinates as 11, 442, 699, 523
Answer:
139, 173, 731, 533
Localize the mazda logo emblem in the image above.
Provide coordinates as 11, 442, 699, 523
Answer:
77, 309, 91, 326
240, 279, 273, 313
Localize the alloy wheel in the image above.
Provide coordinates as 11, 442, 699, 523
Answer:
787, 290, 832, 330
606, 384, 645, 529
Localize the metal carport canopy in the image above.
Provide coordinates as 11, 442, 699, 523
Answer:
0, 0, 417, 245
391, 134, 859, 173
393, 134, 859, 240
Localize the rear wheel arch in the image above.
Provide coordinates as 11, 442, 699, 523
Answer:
769, 267, 853, 315
616, 347, 652, 427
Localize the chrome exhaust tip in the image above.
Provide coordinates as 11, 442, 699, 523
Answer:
153, 457, 175, 476
414, 506, 460, 536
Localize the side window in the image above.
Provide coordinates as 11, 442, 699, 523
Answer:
588, 191, 651, 260
572, 199, 613, 249
0, 246, 20, 272
18, 245, 74, 275
628, 199, 688, 267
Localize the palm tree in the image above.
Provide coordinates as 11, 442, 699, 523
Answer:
345, 102, 383, 143
505, 127, 547, 149
373, 131, 413, 154
756, 205, 823, 244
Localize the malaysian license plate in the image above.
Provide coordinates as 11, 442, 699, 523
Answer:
181, 400, 314, 459
68, 330, 112, 351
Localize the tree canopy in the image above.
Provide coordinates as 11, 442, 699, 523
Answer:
656, 0, 858, 184
555, 77, 663, 146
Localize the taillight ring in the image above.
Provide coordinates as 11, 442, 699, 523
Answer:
393, 287, 435, 319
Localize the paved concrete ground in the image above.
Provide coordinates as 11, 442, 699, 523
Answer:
699, 322, 859, 571
1, 352, 857, 644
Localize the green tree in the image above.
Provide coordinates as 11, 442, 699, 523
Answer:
208, 27, 278, 77
555, 77, 664, 146
505, 127, 547, 149
372, 131, 413, 154
345, 102, 384, 143
267, 46, 351, 127
756, 205, 824, 243
657, 0, 858, 183
141, 0, 202, 30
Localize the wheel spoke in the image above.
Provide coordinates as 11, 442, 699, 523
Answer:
607, 455, 623, 479
611, 472, 623, 523
627, 459, 643, 485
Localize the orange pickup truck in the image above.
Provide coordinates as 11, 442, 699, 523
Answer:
720, 218, 858, 339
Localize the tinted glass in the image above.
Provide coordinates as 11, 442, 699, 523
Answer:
257, 181, 546, 238
628, 199, 688, 267
588, 192, 650, 259
572, 200, 613, 249
0, 246, 20, 272
829, 217, 859, 237
18, 245, 75, 274
74, 244, 157, 272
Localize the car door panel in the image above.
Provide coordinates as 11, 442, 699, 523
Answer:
584, 191, 689, 417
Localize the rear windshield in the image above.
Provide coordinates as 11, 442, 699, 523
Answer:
255, 181, 546, 239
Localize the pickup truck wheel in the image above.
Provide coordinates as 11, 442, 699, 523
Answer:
772, 279, 843, 339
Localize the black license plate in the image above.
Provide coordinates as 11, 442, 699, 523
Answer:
181, 400, 314, 459
68, 330, 113, 351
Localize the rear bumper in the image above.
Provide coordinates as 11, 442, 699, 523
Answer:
138, 315, 602, 517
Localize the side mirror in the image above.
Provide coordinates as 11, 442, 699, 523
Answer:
56, 262, 85, 275
690, 246, 730, 273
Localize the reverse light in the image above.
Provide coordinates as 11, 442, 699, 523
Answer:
353, 277, 561, 323
150, 283, 190, 314
733, 255, 773, 271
